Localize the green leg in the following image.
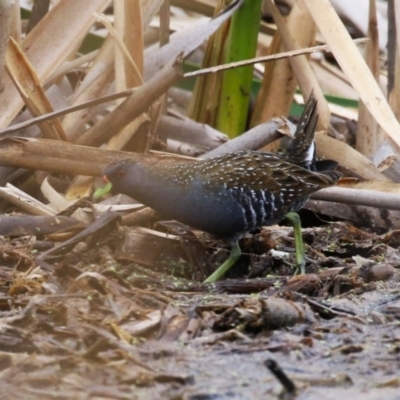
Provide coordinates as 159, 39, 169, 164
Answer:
285, 212, 306, 274
204, 242, 241, 283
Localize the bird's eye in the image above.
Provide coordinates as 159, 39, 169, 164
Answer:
117, 169, 126, 178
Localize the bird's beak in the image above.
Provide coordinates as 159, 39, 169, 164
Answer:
102, 175, 110, 183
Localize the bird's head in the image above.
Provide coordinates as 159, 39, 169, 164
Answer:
102, 160, 146, 196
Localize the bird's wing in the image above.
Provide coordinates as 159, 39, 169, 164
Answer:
197, 152, 339, 195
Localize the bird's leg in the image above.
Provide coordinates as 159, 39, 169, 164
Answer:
285, 212, 306, 274
203, 241, 241, 283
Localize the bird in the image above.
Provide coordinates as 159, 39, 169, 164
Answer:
103, 94, 341, 283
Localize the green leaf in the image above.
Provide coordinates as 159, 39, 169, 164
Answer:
93, 182, 113, 200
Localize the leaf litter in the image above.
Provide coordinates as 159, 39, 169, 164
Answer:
0, 217, 399, 399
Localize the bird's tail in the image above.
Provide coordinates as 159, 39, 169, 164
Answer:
287, 92, 318, 169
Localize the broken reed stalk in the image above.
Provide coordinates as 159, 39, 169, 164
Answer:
311, 186, 400, 211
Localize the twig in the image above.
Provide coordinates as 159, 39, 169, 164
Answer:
184, 38, 369, 78
0, 89, 136, 137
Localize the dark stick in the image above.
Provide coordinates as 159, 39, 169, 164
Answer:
264, 359, 296, 394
